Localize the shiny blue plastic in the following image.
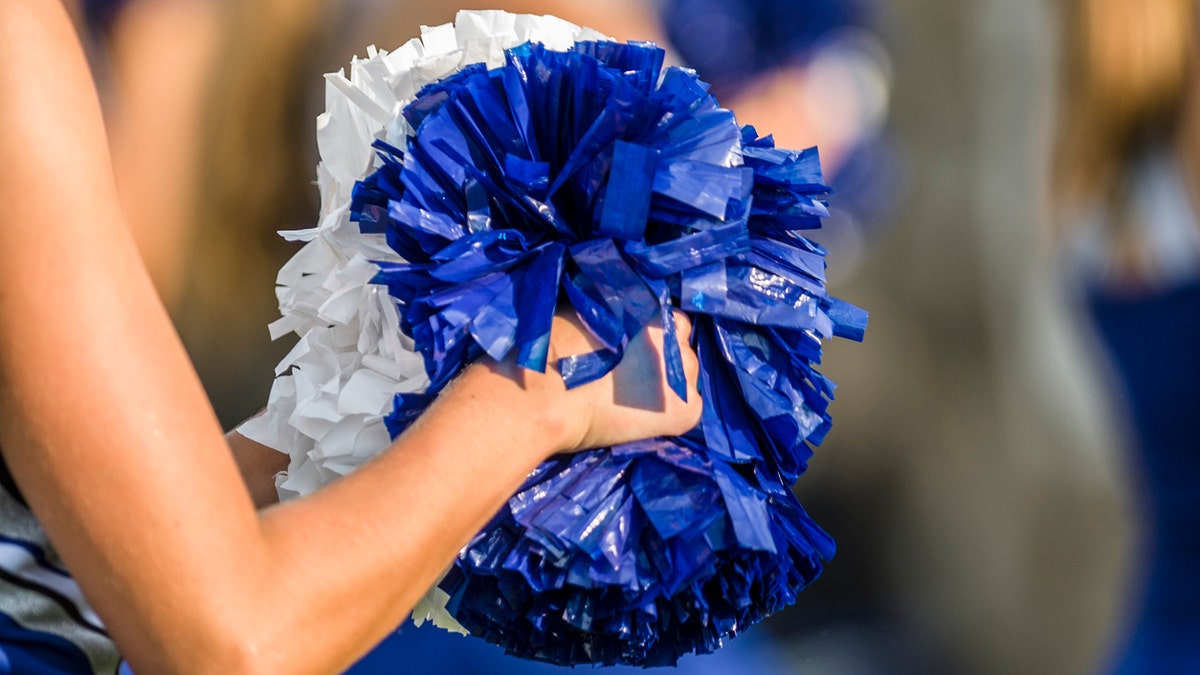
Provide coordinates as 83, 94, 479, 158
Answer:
349, 39, 865, 667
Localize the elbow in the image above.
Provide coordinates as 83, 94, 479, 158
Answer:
199, 641, 279, 675
133, 642, 285, 675
199, 632, 354, 675
120, 612, 289, 675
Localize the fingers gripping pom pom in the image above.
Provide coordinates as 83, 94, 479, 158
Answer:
240, 9, 866, 667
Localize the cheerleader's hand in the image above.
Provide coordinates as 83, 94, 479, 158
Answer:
547, 305, 703, 453
454, 304, 702, 459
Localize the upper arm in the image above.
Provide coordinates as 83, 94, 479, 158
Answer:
0, 2, 266, 666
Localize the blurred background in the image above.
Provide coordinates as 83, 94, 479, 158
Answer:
73, 0, 1200, 672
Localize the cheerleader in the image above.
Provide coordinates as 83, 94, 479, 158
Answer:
0, 4, 701, 673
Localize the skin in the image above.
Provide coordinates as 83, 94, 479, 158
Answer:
0, 3, 702, 674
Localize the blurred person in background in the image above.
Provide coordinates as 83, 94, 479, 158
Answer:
1051, 0, 1200, 672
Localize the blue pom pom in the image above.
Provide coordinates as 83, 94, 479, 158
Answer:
355, 38, 865, 666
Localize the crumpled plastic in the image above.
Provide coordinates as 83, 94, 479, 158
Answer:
240, 9, 866, 667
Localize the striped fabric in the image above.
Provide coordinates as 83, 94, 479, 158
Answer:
0, 467, 123, 674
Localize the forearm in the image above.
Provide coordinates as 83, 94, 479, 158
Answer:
248, 361, 565, 672
6, 337, 565, 674
103, 363, 563, 675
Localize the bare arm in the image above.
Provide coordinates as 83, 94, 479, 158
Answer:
0, 4, 699, 674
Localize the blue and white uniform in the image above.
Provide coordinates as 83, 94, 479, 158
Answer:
0, 461, 123, 674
